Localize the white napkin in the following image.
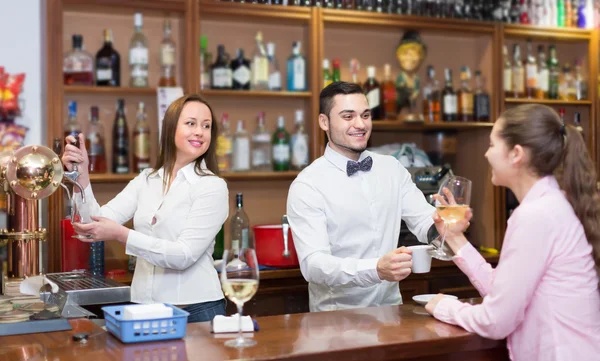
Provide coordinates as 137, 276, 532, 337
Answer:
211, 313, 254, 333
19, 275, 59, 296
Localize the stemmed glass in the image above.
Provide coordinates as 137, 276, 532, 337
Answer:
220, 247, 260, 348
428, 176, 472, 261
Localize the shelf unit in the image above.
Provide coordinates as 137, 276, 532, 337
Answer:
45, 0, 599, 273
504, 98, 593, 105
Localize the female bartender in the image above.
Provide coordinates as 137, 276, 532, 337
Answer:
61, 94, 229, 323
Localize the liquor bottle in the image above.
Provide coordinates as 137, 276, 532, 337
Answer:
323, 59, 333, 88
216, 113, 233, 173
272, 116, 291, 171
363, 66, 382, 120
382, 64, 398, 120
509, 0, 521, 22
231, 48, 251, 90
441, 68, 458, 121
350, 58, 361, 84
577, 0, 587, 28
129, 13, 149, 88
133, 102, 151, 173
519, 0, 530, 23
549, 0, 558, 26
503, 45, 512, 98
213, 225, 225, 260
512, 44, 525, 98
95, 29, 120, 87
574, 58, 587, 100
525, 39, 538, 98
63, 34, 94, 86
251, 112, 271, 171
112, 99, 130, 174
211, 45, 232, 90
565, 0, 573, 27
287, 42, 307, 91
64, 100, 81, 141
559, 63, 576, 100
536, 45, 549, 99
332, 59, 341, 82
159, 19, 176, 87
291, 110, 309, 170
251, 32, 269, 90
422, 65, 441, 123
548, 45, 560, 99
86, 106, 107, 174
557, 0, 566, 26
230, 193, 252, 250
573, 112, 584, 138
266, 42, 282, 91
232, 120, 250, 172
199, 35, 212, 90
457, 66, 474, 122
473, 70, 490, 122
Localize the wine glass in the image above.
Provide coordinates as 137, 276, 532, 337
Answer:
71, 198, 93, 240
429, 176, 472, 261
220, 247, 259, 348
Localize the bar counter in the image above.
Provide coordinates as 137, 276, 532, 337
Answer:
1, 303, 508, 361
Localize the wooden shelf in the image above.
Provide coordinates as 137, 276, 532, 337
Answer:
64, 86, 157, 96
198, 1, 311, 22
63, 0, 185, 12
504, 98, 592, 105
90, 171, 300, 183
200, 89, 312, 98
372, 121, 494, 131
322, 8, 494, 33
503, 24, 592, 41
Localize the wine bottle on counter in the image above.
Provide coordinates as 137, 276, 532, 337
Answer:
112, 99, 130, 174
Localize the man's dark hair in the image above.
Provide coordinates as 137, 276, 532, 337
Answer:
319, 81, 364, 118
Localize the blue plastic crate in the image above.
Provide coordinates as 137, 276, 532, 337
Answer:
102, 304, 190, 343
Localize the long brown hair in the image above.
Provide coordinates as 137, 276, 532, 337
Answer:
149, 94, 219, 192
499, 104, 600, 268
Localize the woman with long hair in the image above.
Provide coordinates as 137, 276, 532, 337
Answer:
62, 94, 229, 323
425, 104, 600, 360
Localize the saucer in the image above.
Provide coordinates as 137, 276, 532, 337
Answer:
412, 294, 458, 306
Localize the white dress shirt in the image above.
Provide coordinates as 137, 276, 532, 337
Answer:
74, 161, 229, 305
287, 145, 435, 312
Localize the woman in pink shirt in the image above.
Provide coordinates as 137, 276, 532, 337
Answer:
425, 104, 600, 361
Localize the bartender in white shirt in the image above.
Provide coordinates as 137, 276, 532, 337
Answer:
62, 94, 229, 323
287, 82, 440, 312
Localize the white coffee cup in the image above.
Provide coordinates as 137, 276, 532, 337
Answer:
408, 245, 433, 274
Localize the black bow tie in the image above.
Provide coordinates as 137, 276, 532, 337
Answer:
346, 156, 373, 177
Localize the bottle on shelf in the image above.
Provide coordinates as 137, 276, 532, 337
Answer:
363, 66, 382, 120
503, 45, 512, 99
252, 31, 269, 91
332, 59, 341, 83
216, 113, 233, 173
266, 42, 281, 91
63, 34, 94, 86
512, 44, 525, 98
272, 116, 291, 171
159, 19, 177, 87
95, 29, 120, 87
129, 12, 149, 88
422, 65, 441, 123
211, 44, 232, 90
199, 35, 212, 90
560, 63, 576, 101
291, 109, 309, 170
323, 59, 333, 88
112, 99, 130, 174
574, 58, 587, 100
473, 70, 490, 123
287, 41, 307, 91
86, 106, 107, 174
133, 102, 151, 173
536, 45, 549, 99
441, 68, 458, 122
557, 0, 566, 27
525, 39, 538, 98
458, 66, 474, 122
251, 112, 271, 171
64, 100, 81, 140
232, 120, 251, 172
230, 49, 251, 91
230, 193, 252, 251
548, 45, 560, 99
349, 58, 360, 84
573, 112, 584, 137
382, 64, 397, 121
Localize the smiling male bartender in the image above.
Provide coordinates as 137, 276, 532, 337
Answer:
287, 81, 440, 312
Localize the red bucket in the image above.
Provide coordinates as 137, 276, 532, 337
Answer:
252, 225, 299, 268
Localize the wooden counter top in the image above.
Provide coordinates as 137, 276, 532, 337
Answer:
0, 304, 508, 361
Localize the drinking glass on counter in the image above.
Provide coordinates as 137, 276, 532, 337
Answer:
220, 246, 259, 348
429, 176, 472, 261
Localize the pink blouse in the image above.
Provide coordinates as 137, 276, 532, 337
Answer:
434, 176, 600, 361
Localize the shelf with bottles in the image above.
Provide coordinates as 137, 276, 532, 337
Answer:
371, 120, 494, 131
199, 89, 311, 98
503, 23, 593, 41
504, 98, 592, 105
62, 10, 185, 91
89, 171, 301, 183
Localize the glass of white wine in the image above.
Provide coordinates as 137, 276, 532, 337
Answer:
429, 176, 472, 261
220, 246, 260, 348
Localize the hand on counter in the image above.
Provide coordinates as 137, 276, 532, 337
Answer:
424, 294, 445, 316
376, 247, 412, 282
73, 216, 130, 245
62, 133, 90, 190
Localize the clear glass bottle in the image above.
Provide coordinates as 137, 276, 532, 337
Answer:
230, 193, 252, 250
216, 113, 233, 172
503, 45, 512, 98
457, 66, 474, 122
473, 70, 490, 122
548, 45, 560, 99
232, 120, 251, 172
272, 116, 291, 171
512, 44, 525, 98
129, 12, 149, 88
267, 42, 281, 91
287, 41, 307, 91
133, 102, 151, 173
199, 35, 212, 90
422, 65, 441, 123
251, 112, 271, 171
63, 34, 94, 86
86, 106, 107, 174
574, 58, 587, 100
536, 45, 549, 99
525, 39, 538, 98
291, 109, 309, 170
159, 19, 176, 87
441, 68, 457, 121
251, 31, 269, 90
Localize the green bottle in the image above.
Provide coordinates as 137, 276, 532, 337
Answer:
557, 0, 565, 27
272, 115, 291, 171
332, 59, 341, 82
213, 225, 224, 260
323, 59, 333, 88
548, 45, 560, 100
